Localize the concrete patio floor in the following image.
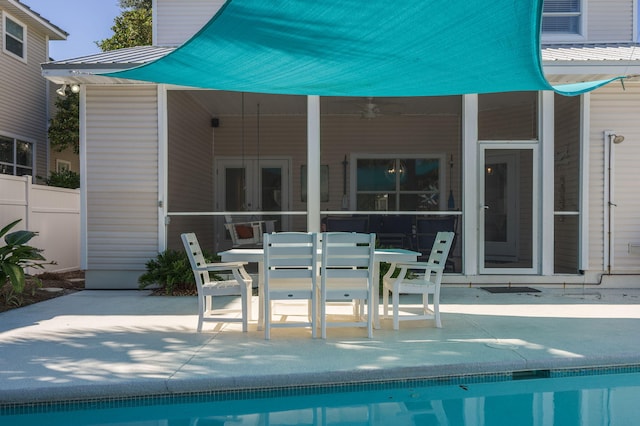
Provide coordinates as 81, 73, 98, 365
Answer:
1, 286, 639, 404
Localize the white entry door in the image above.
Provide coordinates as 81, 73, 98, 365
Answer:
480, 146, 538, 274
215, 157, 289, 249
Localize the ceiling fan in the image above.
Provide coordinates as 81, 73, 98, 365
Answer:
358, 97, 382, 119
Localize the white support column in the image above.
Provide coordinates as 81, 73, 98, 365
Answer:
79, 86, 88, 270
462, 94, 478, 275
579, 93, 590, 272
307, 95, 321, 232
540, 91, 555, 275
157, 85, 168, 252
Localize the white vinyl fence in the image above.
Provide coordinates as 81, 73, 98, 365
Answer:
0, 175, 80, 273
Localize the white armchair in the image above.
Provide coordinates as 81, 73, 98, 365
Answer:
181, 233, 252, 332
382, 231, 454, 329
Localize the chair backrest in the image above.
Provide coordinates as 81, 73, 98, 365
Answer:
416, 216, 456, 253
321, 232, 376, 281
181, 232, 211, 287
263, 232, 318, 282
426, 231, 455, 267
325, 216, 369, 233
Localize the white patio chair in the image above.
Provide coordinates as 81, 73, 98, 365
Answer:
382, 231, 454, 329
181, 233, 252, 332
263, 232, 318, 339
320, 232, 376, 339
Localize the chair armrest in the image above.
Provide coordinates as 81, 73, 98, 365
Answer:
194, 261, 248, 272
391, 261, 445, 271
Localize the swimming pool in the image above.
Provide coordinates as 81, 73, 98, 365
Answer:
2, 367, 639, 425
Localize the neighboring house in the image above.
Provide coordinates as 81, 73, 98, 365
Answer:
42, 0, 640, 289
0, 0, 66, 180
47, 81, 79, 175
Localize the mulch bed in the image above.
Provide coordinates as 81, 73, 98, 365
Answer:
0, 270, 85, 313
149, 285, 197, 296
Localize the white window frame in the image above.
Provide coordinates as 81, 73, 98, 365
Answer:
541, 0, 586, 43
2, 12, 27, 63
0, 134, 35, 176
350, 153, 447, 212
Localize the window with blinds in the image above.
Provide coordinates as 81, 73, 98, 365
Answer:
542, 0, 582, 35
3, 13, 26, 61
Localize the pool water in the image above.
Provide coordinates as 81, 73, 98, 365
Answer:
3, 371, 640, 425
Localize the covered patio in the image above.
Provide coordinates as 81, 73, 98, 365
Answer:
103, 0, 621, 281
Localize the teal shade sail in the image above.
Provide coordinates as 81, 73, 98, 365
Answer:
105, 0, 622, 96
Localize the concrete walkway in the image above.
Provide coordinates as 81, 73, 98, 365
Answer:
1, 287, 639, 404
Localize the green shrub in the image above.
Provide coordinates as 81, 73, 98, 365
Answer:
39, 170, 80, 189
0, 219, 51, 296
138, 249, 220, 295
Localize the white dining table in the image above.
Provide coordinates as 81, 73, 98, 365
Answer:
218, 247, 420, 330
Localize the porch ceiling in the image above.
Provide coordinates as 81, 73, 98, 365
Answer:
184, 91, 464, 117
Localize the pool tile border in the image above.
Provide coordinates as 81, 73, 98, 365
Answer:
2, 363, 639, 416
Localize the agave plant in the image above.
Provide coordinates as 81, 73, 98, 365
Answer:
0, 219, 48, 293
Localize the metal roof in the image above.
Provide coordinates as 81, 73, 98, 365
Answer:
42, 43, 640, 86
541, 43, 640, 62
42, 46, 176, 70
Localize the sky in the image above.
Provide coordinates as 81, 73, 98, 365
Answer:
21, 0, 122, 60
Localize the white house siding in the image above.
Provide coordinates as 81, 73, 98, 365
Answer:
211, 108, 462, 244
84, 85, 159, 289
166, 90, 215, 250
554, 94, 581, 273
0, 10, 50, 177
589, 83, 640, 274
213, 114, 308, 232
154, 0, 225, 46
586, 0, 633, 42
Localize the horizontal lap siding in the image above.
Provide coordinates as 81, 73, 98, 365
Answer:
587, 0, 633, 42
590, 83, 640, 272
85, 86, 159, 270
214, 115, 308, 231
166, 91, 215, 249
214, 112, 461, 232
554, 95, 581, 272
155, 0, 225, 46
0, 17, 49, 176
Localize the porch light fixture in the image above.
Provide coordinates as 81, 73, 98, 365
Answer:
55, 84, 67, 96
610, 134, 625, 144
56, 83, 80, 96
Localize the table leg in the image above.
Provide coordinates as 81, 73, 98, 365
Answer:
257, 261, 264, 331
373, 261, 381, 329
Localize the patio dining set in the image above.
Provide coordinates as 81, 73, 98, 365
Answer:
181, 230, 454, 340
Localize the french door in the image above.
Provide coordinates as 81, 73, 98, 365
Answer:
215, 157, 289, 249
480, 145, 538, 274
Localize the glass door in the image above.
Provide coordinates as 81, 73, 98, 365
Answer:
480, 146, 537, 274
216, 158, 289, 249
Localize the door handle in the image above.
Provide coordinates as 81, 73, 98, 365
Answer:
482, 205, 490, 210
